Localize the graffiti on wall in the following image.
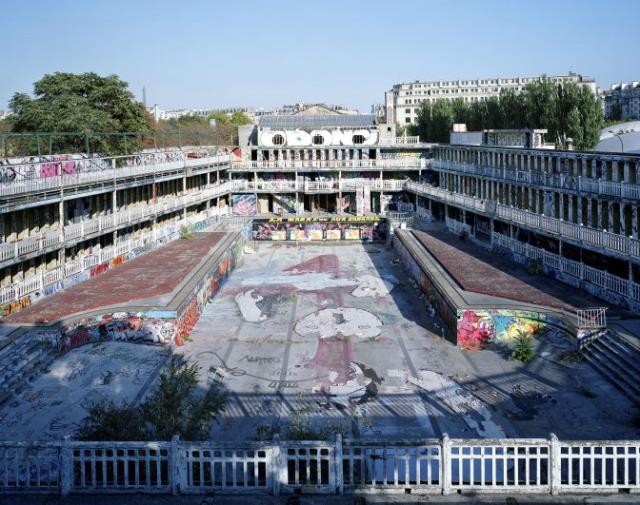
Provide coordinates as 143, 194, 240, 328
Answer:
60, 311, 178, 353
252, 217, 387, 242
231, 194, 257, 216
456, 309, 545, 351
1, 295, 31, 316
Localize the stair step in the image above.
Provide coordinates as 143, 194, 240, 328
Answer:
582, 350, 640, 404
591, 337, 640, 377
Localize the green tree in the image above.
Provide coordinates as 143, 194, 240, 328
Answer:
8, 72, 149, 155
78, 357, 226, 441
431, 100, 454, 143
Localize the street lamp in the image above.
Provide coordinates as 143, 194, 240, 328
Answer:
608, 130, 625, 152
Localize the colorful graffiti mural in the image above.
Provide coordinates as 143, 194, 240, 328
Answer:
58, 234, 244, 354
456, 309, 545, 351
231, 194, 257, 216
252, 216, 387, 242
1, 295, 31, 317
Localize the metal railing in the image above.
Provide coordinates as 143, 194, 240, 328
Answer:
406, 181, 640, 259
0, 207, 229, 306
230, 159, 424, 171
490, 231, 639, 302
576, 308, 608, 329
2, 435, 640, 496
0, 151, 231, 197
432, 160, 640, 200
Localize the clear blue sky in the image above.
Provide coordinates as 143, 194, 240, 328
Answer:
2, 0, 639, 112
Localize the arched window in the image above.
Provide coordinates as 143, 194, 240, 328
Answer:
353, 134, 365, 145
312, 134, 324, 145
272, 134, 285, 145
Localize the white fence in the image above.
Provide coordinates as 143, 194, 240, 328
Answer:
0, 181, 235, 267
2, 435, 640, 496
230, 159, 424, 171
0, 151, 232, 197
406, 181, 640, 259
490, 231, 639, 302
432, 160, 640, 199
0, 207, 230, 306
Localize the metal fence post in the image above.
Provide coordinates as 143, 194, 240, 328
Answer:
271, 434, 282, 496
441, 433, 451, 495
550, 433, 561, 495
60, 436, 73, 496
170, 435, 180, 495
335, 433, 344, 495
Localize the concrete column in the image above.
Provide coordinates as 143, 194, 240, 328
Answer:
582, 158, 588, 178
612, 161, 620, 182
624, 161, 631, 184
577, 197, 583, 225
607, 201, 615, 232
633, 206, 639, 240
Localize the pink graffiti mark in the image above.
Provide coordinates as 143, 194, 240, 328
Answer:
305, 336, 354, 393
40, 156, 77, 178
285, 254, 339, 276
457, 310, 495, 351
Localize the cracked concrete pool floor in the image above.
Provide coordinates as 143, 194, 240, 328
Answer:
1, 242, 636, 442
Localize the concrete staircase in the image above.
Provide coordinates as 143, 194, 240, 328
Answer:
0, 333, 57, 405
581, 331, 640, 404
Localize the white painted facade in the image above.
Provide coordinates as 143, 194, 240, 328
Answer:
385, 73, 598, 126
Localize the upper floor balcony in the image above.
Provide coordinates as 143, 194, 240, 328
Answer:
0, 181, 234, 267
0, 151, 232, 199
432, 160, 640, 200
229, 178, 407, 193
229, 159, 426, 172
406, 181, 640, 260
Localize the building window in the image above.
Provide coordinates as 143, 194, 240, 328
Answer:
353, 134, 365, 144
312, 134, 324, 145
405, 118, 411, 123
406, 108, 411, 113
272, 134, 285, 145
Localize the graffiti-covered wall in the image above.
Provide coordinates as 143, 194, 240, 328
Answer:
58, 234, 244, 354
252, 216, 387, 242
457, 309, 546, 351
393, 234, 458, 339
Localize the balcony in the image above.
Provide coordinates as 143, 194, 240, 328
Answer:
230, 159, 425, 171
406, 181, 640, 259
432, 160, 640, 200
0, 153, 232, 198
0, 182, 234, 267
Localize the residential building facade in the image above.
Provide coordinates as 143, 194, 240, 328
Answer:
385, 72, 597, 126
604, 82, 640, 120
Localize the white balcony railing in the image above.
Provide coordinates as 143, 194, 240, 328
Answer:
2, 435, 640, 496
406, 181, 640, 258
432, 160, 640, 200
231, 159, 424, 170
0, 152, 232, 197
491, 231, 639, 301
0, 205, 231, 306
0, 182, 235, 266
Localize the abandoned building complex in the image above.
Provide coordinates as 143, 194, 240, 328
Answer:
1, 110, 640, 498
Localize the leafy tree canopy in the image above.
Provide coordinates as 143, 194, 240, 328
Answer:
410, 78, 604, 150
8, 72, 150, 155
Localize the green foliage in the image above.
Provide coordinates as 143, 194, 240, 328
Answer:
412, 78, 603, 150
179, 224, 194, 240
8, 72, 149, 155
511, 330, 535, 363
78, 357, 226, 441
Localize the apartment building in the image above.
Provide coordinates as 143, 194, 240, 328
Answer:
385, 72, 597, 125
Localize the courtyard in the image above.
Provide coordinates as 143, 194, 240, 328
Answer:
0, 241, 636, 442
